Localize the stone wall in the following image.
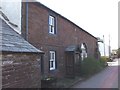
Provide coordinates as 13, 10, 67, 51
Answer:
2, 52, 41, 88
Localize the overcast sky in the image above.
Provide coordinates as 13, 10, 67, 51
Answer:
37, 0, 118, 55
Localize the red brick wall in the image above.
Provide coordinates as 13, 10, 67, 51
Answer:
21, 2, 98, 78
2, 53, 41, 88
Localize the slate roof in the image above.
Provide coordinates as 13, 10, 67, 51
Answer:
65, 45, 77, 52
65, 45, 78, 52
0, 18, 43, 53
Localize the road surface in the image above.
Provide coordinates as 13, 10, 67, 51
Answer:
72, 59, 119, 88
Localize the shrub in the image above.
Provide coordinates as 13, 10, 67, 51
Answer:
41, 76, 57, 88
99, 57, 108, 67
101, 56, 110, 61
80, 57, 106, 77
75, 61, 82, 76
117, 48, 120, 58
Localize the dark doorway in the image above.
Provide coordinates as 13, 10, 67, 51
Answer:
65, 52, 75, 78
65, 45, 82, 78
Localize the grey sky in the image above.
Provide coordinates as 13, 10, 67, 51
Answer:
37, 0, 118, 52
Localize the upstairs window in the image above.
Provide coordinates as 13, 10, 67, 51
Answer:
49, 15, 56, 34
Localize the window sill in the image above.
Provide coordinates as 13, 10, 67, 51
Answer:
48, 33, 57, 36
50, 68, 56, 71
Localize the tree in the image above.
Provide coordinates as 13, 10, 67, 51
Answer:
117, 48, 120, 58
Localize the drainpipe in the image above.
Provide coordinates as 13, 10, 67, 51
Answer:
103, 35, 106, 56
26, 0, 28, 41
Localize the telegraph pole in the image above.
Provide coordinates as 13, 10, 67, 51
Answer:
109, 34, 111, 58
103, 35, 106, 56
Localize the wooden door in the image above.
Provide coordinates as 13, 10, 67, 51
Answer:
66, 52, 75, 78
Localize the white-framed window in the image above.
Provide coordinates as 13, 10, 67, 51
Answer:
49, 15, 56, 34
49, 51, 56, 70
81, 43, 87, 61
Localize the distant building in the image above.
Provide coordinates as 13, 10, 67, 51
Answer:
112, 49, 117, 54
111, 49, 118, 59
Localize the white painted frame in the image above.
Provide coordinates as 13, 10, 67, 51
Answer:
49, 15, 55, 34
49, 51, 56, 70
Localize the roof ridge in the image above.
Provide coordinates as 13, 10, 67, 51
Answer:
0, 10, 20, 34
1, 18, 44, 53
33, 1, 97, 39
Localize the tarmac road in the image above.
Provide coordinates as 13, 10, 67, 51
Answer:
72, 59, 119, 88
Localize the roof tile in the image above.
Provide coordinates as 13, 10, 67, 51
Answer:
0, 18, 43, 53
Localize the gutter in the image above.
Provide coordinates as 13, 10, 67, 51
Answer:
26, 0, 28, 41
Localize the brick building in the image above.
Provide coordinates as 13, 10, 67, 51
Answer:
21, 2, 99, 78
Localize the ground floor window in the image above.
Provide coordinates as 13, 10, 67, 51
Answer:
49, 51, 56, 70
81, 43, 87, 61
81, 50, 87, 61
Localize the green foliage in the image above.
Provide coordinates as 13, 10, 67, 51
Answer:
101, 56, 109, 62
99, 57, 108, 67
80, 57, 106, 77
74, 61, 82, 76
117, 48, 120, 58
41, 76, 57, 88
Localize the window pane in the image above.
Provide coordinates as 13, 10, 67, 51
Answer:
49, 26, 54, 34
51, 61, 53, 67
49, 16, 55, 26
52, 26, 54, 33
49, 16, 52, 25
52, 17, 54, 26
49, 26, 52, 33
52, 53, 54, 59
50, 51, 55, 60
